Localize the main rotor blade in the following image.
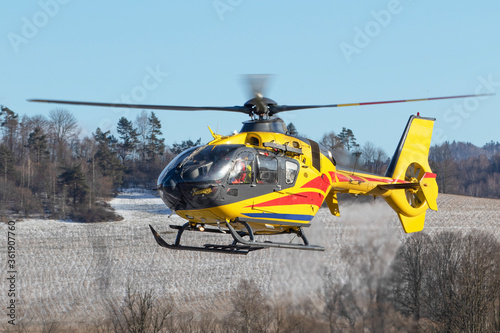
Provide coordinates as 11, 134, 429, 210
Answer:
270, 93, 494, 113
29, 92, 494, 116
28, 99, 251, 114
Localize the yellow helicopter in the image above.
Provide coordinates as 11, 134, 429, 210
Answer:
29, 79, 489, 254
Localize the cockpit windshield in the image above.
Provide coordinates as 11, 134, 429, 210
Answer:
159, 145, 244, 186
157, 146, 197, 186
179, 145, 242, 181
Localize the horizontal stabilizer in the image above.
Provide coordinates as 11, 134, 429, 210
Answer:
378, 183, 420, 190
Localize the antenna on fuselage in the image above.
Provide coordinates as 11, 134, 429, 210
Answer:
352, 151, 362, 175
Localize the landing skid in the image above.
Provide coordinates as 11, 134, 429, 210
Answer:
149, 221, 325, 255
149, 224, 260, 255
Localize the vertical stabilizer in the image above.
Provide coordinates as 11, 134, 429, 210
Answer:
383, 115, 438, 233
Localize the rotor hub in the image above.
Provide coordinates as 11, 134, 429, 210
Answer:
243, 97, 277, 117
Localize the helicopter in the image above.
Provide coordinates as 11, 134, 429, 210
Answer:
29, 77, 491, 254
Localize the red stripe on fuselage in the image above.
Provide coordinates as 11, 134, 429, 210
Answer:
301, 175, 331, 193
330, 171, 350, 183
245, 191, 325, 208
362, 176, 405, 183
330, 171, 406, 184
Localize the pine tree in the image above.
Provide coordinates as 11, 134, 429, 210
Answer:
116, 117, 140, 163
0, 145, 15, 219
0, 144, 15, 184
338, 127, 359, 151
146, 112, 165, 162
287, 122, 298, 135
58, 165, 88, 207
0, 106, 19, 154
27, 126, 49, 164
171, 138, 202, 155
93, 128, 123, 188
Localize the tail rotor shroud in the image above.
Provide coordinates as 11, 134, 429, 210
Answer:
405, 162, 426, 209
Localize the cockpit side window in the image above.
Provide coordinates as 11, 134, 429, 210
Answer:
256, 155, 278, 184
229, 152, 254, 185
285, 161, 299, 185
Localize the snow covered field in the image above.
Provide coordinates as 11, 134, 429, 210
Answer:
1, 190, 499, 326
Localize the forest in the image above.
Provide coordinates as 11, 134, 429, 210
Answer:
1, 105, 500, 221
0, 106, 172, 222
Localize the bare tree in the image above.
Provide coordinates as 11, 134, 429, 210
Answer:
135, 110, 151, 161
319, 268, 361, 333
320, 131, 342, 153
429, 142, 459, 194
229, 279, 272, 333
49, 108, 80, 162
453, 232, 500, 332
110, 285, 175, 333
388, 233, 431, 323
49, 108, 79, 143
361, 142, 388, 174
388, 231, 500, 332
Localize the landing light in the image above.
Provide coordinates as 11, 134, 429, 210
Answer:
199, 225, 205, 232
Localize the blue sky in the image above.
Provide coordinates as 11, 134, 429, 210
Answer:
1, 0, 499, 154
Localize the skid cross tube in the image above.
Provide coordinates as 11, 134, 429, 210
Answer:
225, 221, 325, 251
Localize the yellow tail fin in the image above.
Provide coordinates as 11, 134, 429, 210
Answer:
384, 115, 438, 233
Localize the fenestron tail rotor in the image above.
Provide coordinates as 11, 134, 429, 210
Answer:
405, 162, 426, 209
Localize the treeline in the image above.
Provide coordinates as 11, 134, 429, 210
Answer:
1, 107, 499, 222
318, 127, 389, 175
5, 231, 499, 333
430, 141, 500, 198
0, 106, 186, 221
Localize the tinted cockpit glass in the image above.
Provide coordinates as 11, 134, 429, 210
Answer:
158, 144, 244, 187
178, 145, 241, 181
157, 146, 197, 186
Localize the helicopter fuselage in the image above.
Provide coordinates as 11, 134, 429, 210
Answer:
157, 119, 328, 234
156, 118, 413, 236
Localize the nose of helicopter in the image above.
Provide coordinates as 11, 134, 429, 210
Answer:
157, 171, 222, 212
157, 175, 183, 210
156, 144, 241, 211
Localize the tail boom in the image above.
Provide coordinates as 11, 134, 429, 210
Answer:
328, 115, 438, 233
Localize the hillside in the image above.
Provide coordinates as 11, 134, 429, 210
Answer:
1, 190, 499, 328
